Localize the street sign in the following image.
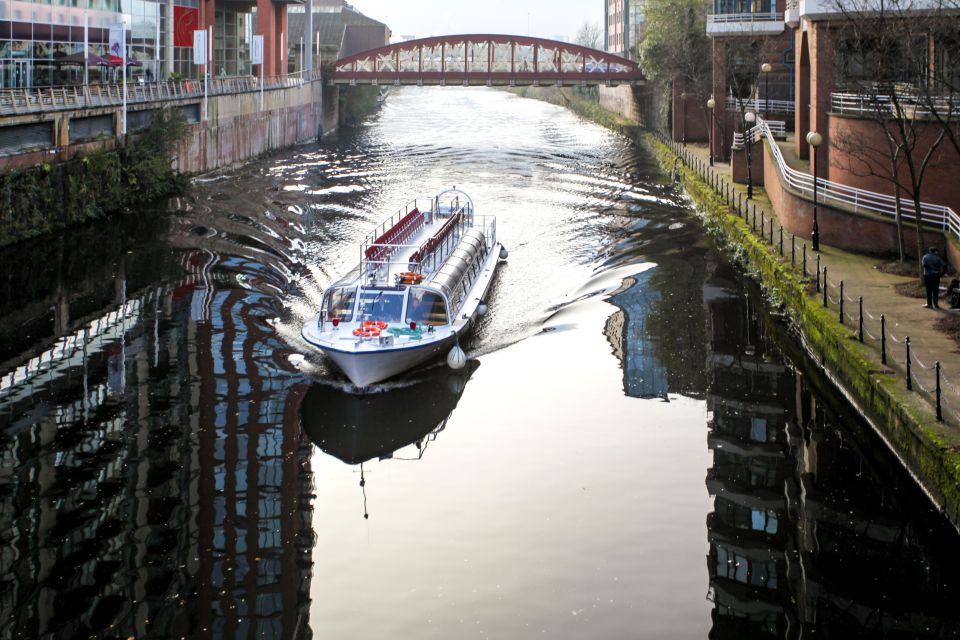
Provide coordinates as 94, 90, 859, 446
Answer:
193, 30, 206, 65
251, 35, 264, 65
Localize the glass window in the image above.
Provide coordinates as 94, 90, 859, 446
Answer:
357, 289, 404, 323
324, 286, 356, 322
405, 289, 449, 326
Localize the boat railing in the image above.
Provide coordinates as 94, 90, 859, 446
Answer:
409, 210, 465, 270
359, 209, 495, 286
364, 198, 434, 247
361, 241, 423, 283
476, 215, 497, 251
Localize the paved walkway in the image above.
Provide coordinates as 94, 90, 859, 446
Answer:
677, 139, 960, 428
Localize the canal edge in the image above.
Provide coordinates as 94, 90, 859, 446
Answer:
642, 132, 960, 532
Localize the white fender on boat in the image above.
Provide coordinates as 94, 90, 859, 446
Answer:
499, 246, 509, 260
447, 344, 467, 370
477, 301, 488, 316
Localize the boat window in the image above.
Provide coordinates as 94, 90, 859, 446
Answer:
357, 289, 405, 323
325, 287, 356, 322
406, 289, 449, 326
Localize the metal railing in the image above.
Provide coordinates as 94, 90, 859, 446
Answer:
733, 120, 785, 147
752, 117, 960, 240
0, 74, 306, 116
662, 134, 960, 427
725, 96, 795, 114
707, 10, 783, 23
830, 91, 960, 119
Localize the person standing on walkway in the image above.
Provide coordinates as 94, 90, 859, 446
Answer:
922, 246, 947, 309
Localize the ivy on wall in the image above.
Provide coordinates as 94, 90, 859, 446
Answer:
0, 108, 190, 247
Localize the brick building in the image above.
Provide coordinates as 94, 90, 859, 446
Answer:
706, 0, 794, 160
790, 2, 960, 213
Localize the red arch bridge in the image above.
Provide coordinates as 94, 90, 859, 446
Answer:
332, 35, 644, 87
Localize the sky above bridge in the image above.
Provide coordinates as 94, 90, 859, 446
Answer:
352, 0, 605, 44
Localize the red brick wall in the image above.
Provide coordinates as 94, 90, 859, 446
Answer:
731, 140, 765, 186
760, 139, 950, 262
829, 114, 960, 214
795, 24, 836, 163
671, 82, 709, 143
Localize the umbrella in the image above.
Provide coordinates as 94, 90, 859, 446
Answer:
56, 52, 111, 66
108, 56, 142, 67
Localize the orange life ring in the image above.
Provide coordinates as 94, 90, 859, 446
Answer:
353, 327, 381, 337
363, 320, 388, 330
399, 271, 423, 285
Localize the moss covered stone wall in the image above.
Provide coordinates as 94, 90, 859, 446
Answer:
0, 109, 189, 247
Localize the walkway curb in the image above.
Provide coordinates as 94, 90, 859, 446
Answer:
644, 133, 960, 531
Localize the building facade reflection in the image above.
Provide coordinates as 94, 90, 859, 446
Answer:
0, 232, 314, 638
703, 265, 960, 638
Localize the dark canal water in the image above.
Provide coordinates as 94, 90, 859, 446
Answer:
2, 87, 960, 639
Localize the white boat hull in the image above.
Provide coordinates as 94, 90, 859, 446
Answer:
319, 333, 458, 388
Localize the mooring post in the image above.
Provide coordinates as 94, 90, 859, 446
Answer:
881, 314, 887, 364
906, 337, 912, 391
822, 267, 828, 307
802, 243, 807, 274
839, 281, 845, 322
816, 255, 821, 292
779, 226, 783, 255
858, 296, 863, 342
936, 361, 943, 422
769, 218, 774, 245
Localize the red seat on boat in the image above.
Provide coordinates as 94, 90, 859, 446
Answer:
365, 208, 423, 263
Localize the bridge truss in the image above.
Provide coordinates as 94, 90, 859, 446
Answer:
333, 35, 644, 87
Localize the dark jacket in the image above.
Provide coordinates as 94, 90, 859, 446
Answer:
922, 252, 946, 277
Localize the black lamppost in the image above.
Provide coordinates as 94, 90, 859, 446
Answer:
807, 130, 823, 251
761, 62, 772, 120
744, 110, 755, 199
707, 96, 716, 166
681, 92, 688, 146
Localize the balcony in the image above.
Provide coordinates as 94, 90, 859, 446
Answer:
706, 10, 785, 35
799, 0, 945, 19
831, 91, 960, 120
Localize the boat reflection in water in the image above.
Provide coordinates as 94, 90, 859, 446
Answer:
300, 360, 479, 466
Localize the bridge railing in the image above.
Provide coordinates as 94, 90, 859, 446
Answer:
0, 74, 306, 117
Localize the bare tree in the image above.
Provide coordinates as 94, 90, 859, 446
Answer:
831, 0, 946, 269
916, 7, 960, 168
575, 22, 603, 50
638, 0, 712, 134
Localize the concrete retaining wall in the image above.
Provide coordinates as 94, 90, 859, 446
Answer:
0, 79, 336, 175
598, 85, 638, 122
176, 81, 329, 173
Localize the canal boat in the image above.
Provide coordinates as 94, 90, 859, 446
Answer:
301, 188, 506, 388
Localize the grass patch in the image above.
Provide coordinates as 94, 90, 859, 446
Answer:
878, 259, 919, 277
894, 280, 926, 298
935, 314, 960, 351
